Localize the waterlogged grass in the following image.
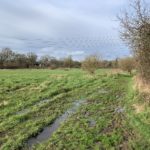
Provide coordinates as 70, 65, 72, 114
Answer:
35, 74, 135, 150
0, 69, 109, 149
0, 69, 150, 149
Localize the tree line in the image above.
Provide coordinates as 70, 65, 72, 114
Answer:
0, 47, 136, 74
0, 48, 81, 69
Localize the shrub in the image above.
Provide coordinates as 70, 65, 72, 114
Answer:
119, 57, 135, 74
118, 0, 150, 82
81, 55, 101, 74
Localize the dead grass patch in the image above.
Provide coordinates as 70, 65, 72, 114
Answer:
0, 101, 9, 107
50, 74, 65, 79
105, 69, 124, 76
132, 103, 145, 114
134, 75, 150, 94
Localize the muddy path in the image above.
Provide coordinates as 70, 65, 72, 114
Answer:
26, 100, 86, 149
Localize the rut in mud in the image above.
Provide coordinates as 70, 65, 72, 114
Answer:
26, 100, 86, 149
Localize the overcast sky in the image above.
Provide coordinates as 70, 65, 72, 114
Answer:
0, 0, 148, 60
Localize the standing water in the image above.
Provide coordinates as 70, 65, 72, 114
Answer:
26, 100, 86, 149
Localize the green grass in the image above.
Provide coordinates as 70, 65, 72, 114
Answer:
0, 69, 150, 150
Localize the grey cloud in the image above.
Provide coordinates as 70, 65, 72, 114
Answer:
0, 0, 137, 60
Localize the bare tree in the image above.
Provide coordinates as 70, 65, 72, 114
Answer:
40, 55, 52, 68
118, 0, 150, 82
82, 54, 101, 74
119, 57, 135, 74
0, 48, 16, 68
14, 53, 27, 68
112, 58, 119, 68
26, 52, 37, 68
63, 55, 73, 68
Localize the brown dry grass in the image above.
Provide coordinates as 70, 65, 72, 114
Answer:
134, 75, 150, 94
132, 103, 145, 114
103, 69, 124, 77
110, 69, 123, 74
50, 74, 65, 79
0, 101, 9, 107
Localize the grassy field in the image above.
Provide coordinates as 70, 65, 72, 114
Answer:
0, 69, 150, 150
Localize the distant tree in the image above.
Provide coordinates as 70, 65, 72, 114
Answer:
0, 48, 16, 68
0, 49, 5, 68
101, 60, 110, 68
40, 55, 51, 68
50, 57, 61, 69
63, 55, 73, 68
119, 57, 135, 74
72, 61, 81, 68
82, 55, 101, 74
26, 52, 37, 68
112, 58, 119, 68
15, 54, 28, 68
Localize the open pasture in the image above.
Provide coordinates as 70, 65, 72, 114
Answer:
0, 69, 150, 149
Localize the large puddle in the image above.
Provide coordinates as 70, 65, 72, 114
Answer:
26, 100, 86, 149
